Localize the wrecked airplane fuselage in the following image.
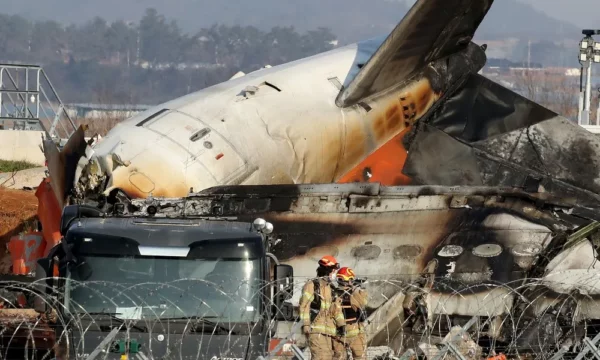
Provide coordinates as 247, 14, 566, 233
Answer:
37, 0, 600, 356
43, 0, 495, 208
48, 40, 457, 207
118, 183, 600, 354
44, 0, 600, 213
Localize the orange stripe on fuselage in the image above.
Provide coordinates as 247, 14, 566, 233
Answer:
337, 127, 412, 186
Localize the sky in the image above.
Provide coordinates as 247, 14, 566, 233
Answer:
517, 0, 597, 29
402, 0, 595, 29
0, 0, 595, 40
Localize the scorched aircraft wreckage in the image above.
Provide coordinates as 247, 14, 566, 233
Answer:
33, 0, 600, 357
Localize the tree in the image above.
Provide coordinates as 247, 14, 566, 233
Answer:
301, 27, 336, 54
263, 26, 303, 64
0, 8, 340, 105
72, 17, 109, 60
139, 8, 182, 64
105, 21, 138, 65
30, 20, 67, 63
0, 14, 32, 61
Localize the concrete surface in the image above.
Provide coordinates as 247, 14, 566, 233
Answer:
0, 167, 46, 190
0, 130, 45, 166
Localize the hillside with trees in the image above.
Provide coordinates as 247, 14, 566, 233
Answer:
0, 9, 337, 104
0, 0, 581, 43
0, 0, 584, 105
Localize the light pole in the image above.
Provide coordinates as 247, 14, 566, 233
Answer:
578, 30, 600, 125
597, 87, 600, 124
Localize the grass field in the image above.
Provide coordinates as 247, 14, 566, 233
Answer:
0, 160, 39, 173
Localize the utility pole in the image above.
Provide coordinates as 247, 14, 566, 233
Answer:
527, 39, 531, 69
597, 88, 600, 125
578, 30, 600, 126
586, 59, 593, 124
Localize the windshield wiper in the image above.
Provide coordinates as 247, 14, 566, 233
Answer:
163, 316, 238, 335
82, 312, 147, 332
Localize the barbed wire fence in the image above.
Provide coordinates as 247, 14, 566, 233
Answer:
2, 275, 600, 360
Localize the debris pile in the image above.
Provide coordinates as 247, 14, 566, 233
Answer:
419, 326, 482, 360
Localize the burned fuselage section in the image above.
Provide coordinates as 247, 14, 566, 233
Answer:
111, 183, 600, 355
402, 73, 600, 207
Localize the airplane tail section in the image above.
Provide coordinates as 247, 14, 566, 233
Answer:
336, 0, 494, 107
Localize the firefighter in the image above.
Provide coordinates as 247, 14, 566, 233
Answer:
332, 267, 368, 360
298, 255, 346, 360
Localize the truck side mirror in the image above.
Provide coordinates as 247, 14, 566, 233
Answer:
274, 264, 293, 300
273, 264, 294, 321
33, 258, 52, 314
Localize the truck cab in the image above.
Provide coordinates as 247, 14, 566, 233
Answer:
33, 205, 294, 360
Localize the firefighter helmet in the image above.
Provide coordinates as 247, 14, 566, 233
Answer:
336, 267, 356, 286
318, 255, 340, 269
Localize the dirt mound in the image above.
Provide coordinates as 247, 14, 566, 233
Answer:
0, 187, 38, 274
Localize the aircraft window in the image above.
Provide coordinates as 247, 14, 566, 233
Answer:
190, 127, 211, 142
262, 81, 281, 92
351, 244, 382, 260
136, 108, 169, 127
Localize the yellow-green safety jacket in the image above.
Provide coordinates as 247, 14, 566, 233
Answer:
336, 287, 368, 338
299, 278, 345, 336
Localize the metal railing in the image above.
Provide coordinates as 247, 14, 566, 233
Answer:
0, 63, 76, 140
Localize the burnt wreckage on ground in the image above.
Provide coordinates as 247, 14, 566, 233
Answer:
38, 0, 600, 357
92, 183, 600, 357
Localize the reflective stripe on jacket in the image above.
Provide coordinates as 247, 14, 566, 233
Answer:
299, 278, 344, 336
338, 288, 368, 339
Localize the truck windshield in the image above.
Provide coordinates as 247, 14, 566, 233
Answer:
65, 254, 261, 324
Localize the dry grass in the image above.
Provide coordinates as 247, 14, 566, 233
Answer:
0, 160, 39, 174
75, 114, 126, 137
513, 70, 580, 120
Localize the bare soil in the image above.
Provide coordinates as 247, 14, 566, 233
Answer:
0, 160, 38, 173
0, 187, 38, 274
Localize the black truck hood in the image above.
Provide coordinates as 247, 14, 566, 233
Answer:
68, 329, 266, 360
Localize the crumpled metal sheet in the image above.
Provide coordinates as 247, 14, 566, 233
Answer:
403, 73, 600, 206
401, 125, 482, 186
42, 125, 88, 209
427, 74, 557, 141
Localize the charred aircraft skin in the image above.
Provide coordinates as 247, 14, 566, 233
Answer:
106, 183, 600, 355
403, 74, 600, 206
